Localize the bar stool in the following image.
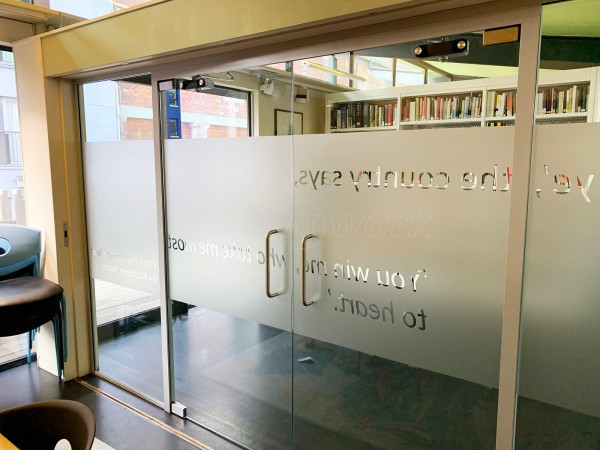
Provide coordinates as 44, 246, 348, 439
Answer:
0, 224, 66, 379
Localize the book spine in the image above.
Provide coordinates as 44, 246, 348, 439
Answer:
486, 91, 496, 117
370, 104, 375, 127
330, 107, 337, 129
362, 102, 368, 128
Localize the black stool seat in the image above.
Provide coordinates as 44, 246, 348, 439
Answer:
0, 277, 63, 336
0, 276, 63, 306
0, 276, 65, 377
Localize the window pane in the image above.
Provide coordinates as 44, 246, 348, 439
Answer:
270, 54, 352, 88
353, 55, 395, 89
395, 59, 425, 86
82, 79, 152, 142
0, 49, 28, 367
179, 87, 250, 139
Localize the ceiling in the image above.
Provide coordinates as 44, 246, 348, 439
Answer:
542, 0, 600, 38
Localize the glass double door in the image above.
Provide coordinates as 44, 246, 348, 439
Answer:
159, 20, 524, 449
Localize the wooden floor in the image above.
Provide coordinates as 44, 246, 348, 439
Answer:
0, 278, 158, 365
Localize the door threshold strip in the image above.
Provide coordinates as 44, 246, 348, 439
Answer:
74, 377, 213, 450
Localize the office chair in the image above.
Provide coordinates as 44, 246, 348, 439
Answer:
0, 224, 66, 379
0, 400, 96, 450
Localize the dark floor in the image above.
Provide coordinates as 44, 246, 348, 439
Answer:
4, 305, 596, 450
0, 362, 239, 450
94, 306, 600, 450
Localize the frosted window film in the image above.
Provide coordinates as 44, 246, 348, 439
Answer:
164, 136, 292, 331
293, 128, 514, 388
520, 123, 600, 417
83, 141, 160, 295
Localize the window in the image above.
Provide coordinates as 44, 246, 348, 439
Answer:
0, 48, 27, 367
179, 86, 250, 139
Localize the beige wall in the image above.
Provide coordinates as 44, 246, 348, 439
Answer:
1, 6, 93, 380
0, 17, 33, 43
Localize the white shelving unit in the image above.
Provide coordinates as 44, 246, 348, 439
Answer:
325, 66, 599, 132
327, 87, 400, 132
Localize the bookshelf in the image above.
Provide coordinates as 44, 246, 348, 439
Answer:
325, 66, 599, 132
401, 92, 483, 123
327, 89, 398, 132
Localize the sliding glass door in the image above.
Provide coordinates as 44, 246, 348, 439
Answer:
290, 26, 522, 448
160, 70, 294, 448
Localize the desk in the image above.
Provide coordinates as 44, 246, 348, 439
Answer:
0, 433, 18, 450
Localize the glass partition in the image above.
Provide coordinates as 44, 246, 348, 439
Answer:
74, 8, 600, 449
80, 76, 163, 400
516, 1, 600, 447
291, 29, 521, 448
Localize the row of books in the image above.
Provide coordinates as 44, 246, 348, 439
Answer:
536, 84, 588, 115
486, 91, 516, 117
330, 102, 397, 129
401, 94, 482, 122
